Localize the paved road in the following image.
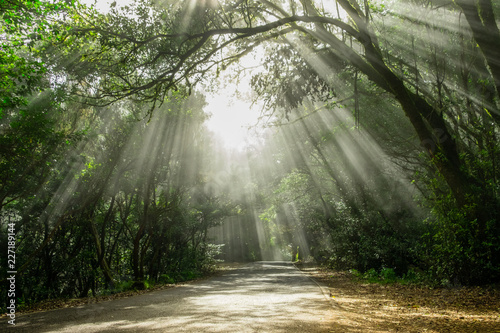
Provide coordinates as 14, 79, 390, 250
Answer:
11, 262, 336, 332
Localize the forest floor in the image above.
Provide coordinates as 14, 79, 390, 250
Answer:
297, 264, 500, 332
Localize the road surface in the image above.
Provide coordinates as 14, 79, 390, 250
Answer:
11, 261, 336, 332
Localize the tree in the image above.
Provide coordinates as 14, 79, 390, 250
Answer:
63, 0, 496, 208
454, 0, 500, 99
1, 0, 73, 113
56, 0, 498, 283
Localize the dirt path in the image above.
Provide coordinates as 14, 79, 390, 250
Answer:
8, 262, 335, 332
299, 266, 500, 333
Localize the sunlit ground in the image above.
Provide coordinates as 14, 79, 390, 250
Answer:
16, 262, 335, 332
306, 268, 500, 333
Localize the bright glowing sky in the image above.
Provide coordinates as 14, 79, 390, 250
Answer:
205, 97, 258, 150
203, 70, 262, 150
80, 0, 263, 150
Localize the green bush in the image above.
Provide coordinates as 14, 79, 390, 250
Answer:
352, 267, 402, 284
100, 280, 135, 295
364, 268, 380, 283
159, 274, 175, 284
180, 270, 201, 281
380, 267, 397, 281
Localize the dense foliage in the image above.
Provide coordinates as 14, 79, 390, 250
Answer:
1, 0, 499, 310
1, 0, 233, 306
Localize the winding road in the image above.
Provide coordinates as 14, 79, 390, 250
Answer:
12, 262, 336, 332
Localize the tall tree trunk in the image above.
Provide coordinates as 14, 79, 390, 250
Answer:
306, 1, 470, 208
455, 0, 500, 100
89, 217, 115, 285
132, 220, 146, 283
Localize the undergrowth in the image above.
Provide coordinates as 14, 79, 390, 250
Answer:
350, 267, 432, 286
